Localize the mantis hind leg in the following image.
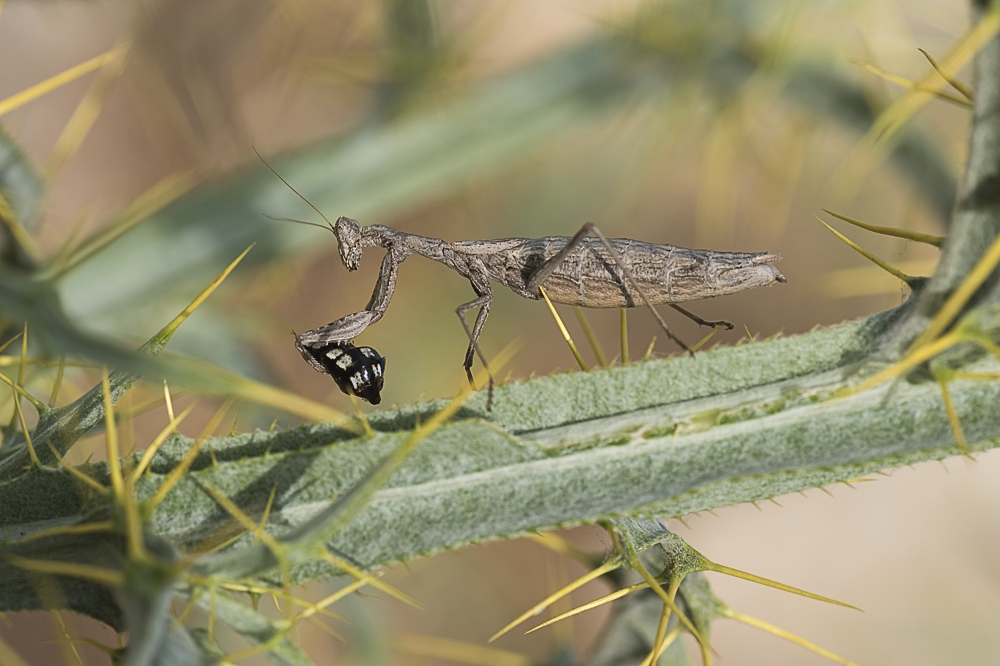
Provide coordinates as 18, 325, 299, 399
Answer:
526, 222, 692, 353
669, 304, 733, 330
455, 291, 494, 409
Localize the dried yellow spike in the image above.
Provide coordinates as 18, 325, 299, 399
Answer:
6, 557, 124, 587
11, 385, 42, 468
851, 60, 971, 107
870, 13, 999, 147
0, 191, 43, 264
0, 44, 129, 117
18, 521, 113, 544
101, 369, 125, 500
48, 355, 67, 408
919, 48, 973, 100
490, 560, 620, 642
620, 309, 629, 365
708, 562, 859, 610
46, 172, 194, 278
146, 400, 233, 509
321, 552, 423, 610
573, 306, 608, 368
937, 379, 970, 455
910, 231, 1000, 351
525, 582, 648, 634
725, 608, 860, 666
347, 391, 374, 437
396, 633, 531, 666
128, 402, 196, 484
44, 41, 132, 179
815, 216, 917, 286
540, 286, 588, 371
0, 635, 31, 666
822, 208, 943, 247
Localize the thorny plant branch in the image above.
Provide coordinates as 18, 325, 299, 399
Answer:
880, 1, 1000, 355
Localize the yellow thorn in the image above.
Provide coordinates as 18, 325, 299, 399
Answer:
640, 601, 673, 666
347, 391, 374, 437
725, 608, 861, 666
17, 521, 113, 544
815, 216, 917, 285
644, 625, 683, 666
395, 633, 532, 666
45, 636, 117, 658
44, 41, 132, 180
572, 306, 608, 368
526, 532, 595, 564
146, 400, 232, 510
490, 560, 620, 642
643, 336, 657, 361
911, 231, 1000, 351
540, 286, 588, 372
290, 579, 366, 621
937, 379, 970, 455
708, 562, 860, 610
128, 402, 196, 484
691, 328, 719, 352
0, 635, 31, 666
41, 438, 110, 496
869, 12, 999, 148
11, 386, 42, 468
259, 484, 279, 537
44, 203, 97, 275
6, 557, 124, 587
821, 208, 943, 247
850, 60, 971, 107
204, 578, 346, 622
0, 44, 128, 117
162, 244, 255, 342
16, 322, 27, 390
847, 332, 961, 397
48, 355, 67, 408
0, 191, 43, 264
163, 382, 175, 422
207, 584, 217, 645
101, 369, 125, 500
47, 171, 195, 279
48, 609, 83, 666
0, 332, 21, 355
918, 48, 974, 100
620, 309, 629, 365
525, 582, 648, 634
321, 551, 424, 610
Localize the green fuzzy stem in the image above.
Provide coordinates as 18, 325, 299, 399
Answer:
3, 307, 997, 591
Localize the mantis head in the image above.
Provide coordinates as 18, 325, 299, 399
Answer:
334, 216, 364, 270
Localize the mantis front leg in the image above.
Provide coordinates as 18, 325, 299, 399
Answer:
295, 250, 401, 373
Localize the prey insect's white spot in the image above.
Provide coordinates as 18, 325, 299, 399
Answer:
326, 348, 344, 360
373, 364, 382, 376
349, 372, 366, 389
361, 348, 375, 357
336, 355, 353, 370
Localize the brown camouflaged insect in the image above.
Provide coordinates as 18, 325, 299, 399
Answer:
294, 218, 785, 404
260, 156, 785, 407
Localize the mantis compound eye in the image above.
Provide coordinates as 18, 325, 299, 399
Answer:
308, 341, 386, 405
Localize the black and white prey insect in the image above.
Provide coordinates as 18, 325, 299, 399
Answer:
258, 154, 785, 407
296, 339, 386, 405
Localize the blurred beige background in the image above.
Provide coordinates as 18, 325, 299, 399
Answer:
1, 0, 996, 664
